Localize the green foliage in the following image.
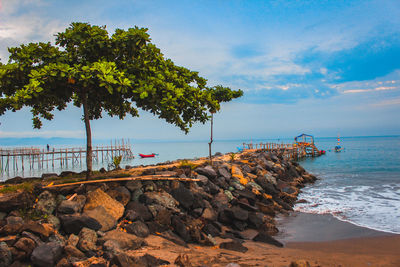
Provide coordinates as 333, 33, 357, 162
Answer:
18, 207, 48, 221
229, 152, 236, 162
0, 182, 34, 194
112, 155, 122, 169
0, 22, 243, 174
179, 159, 197, 170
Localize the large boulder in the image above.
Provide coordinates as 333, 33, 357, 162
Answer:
195, 166, 217, 179
100, 229, 144, 250
252, 232, 283, 247
59, 214, 101, 234
35, 191, 56, 215
142, 191, 179, 212
106, 186, 131, 206
125, 202, 153, 221
125, 181, 142, 192
57, 200, 81, 214
13, 237, 36, 258
170, 186, 194, 209
84, 188, 124, 221
30, 242, 63, 267
0, 242, 12, 267
22, 221, 53, 239
125, 221, 150, 238
84, 206, 117, 232
0, 191, 34, 213
218, 167, 231, 180
78, 227, 97, 252
225, 206, 249, 221
219, 240, 248, 253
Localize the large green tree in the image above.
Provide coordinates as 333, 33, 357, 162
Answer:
0, 22, 242, 176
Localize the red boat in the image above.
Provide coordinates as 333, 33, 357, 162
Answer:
139, 153, 157, 158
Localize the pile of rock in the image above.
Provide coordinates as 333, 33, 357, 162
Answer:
0, 150, 316, 266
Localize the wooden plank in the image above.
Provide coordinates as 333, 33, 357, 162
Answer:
45, 174, 200, 188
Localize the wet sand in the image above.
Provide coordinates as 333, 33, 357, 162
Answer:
137, 212, 400, 266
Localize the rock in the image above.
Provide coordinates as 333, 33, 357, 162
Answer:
57, 200, 80, 214
84, 206, 117, 232
125, 202, 153, 221
171, 186, 194, 209
247, 212, 264, 229
0, 242, 12, 267
195, 175, 209, 186
207, 181, 221, 195
142, 191, 179, 212
107, 186, 131, 206
195, 166, 217, 179
125, 181, 142, 192
219, 240, 248, 253
290, 260, 311, 267
231, 165, 247, 185
226, 206, 249, 221
135, 253, 170, 267
78, 227, 97, 252
0, 236, 17, 247
36, 191, 57, 215
218, 167, 231, 180
0, 212, 6, 220
30, 242, 63, 267
0, 191, 34, 213
125, 221, 150, 238
63, 245, 85, 258
202, 223, 220, 237
72, 257, 107, 267
131, 188, 144, 202
174, 254, 192, 267
201, 207, 217, 221
155, 208, 171, 226
171, 216, 190, 242
226, 263, 241, 267
84, 188, 124, 221
0, 220, 23, 235
111, 252, 136, 267
46, 215, 60, 230
60, 214, 101, 234
66, 234, 79, 247
21, 231, 43, 246
41, 173, 58, 179
252, 232, 283, 247
13, 237, 36, 257
22, 221, 53, 239
100, 229, 144, 250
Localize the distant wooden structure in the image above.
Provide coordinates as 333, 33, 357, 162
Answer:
242, 134, 323, 160
0, 139, 134, 173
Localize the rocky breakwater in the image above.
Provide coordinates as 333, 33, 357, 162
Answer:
0, 150, 317, 266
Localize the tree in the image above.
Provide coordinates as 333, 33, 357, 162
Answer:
207, 86, 243, 164
0, 22, 243, 177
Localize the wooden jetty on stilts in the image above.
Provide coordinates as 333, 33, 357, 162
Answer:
0, 139, 134, 175
242, 134, 324, 161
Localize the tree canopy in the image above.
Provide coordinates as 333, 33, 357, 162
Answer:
0, 22, 243, 175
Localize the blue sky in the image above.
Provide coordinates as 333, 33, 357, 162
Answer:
0, 0, 399, 141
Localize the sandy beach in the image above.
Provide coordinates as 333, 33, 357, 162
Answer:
136, 212, 400, 266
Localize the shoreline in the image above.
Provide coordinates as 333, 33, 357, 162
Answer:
1, 150, 399, 266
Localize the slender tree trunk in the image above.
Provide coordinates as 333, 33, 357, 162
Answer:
208, 113, 213, 165
82, 91, 92, 179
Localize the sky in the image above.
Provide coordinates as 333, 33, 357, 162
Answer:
0, 0, 399, 141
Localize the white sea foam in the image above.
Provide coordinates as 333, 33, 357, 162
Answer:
295, 183, 400, 234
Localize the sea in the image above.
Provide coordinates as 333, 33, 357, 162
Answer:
1, 135, 399, 234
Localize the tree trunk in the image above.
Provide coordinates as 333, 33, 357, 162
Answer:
82, 91, 92, 179
208, 113, 213, 165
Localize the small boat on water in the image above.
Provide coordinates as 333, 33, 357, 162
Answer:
139, 153, 157, 158
334, 135, 343, 152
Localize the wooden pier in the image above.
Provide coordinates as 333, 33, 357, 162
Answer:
0, 139, 134, 173
242, 140, 322, 160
